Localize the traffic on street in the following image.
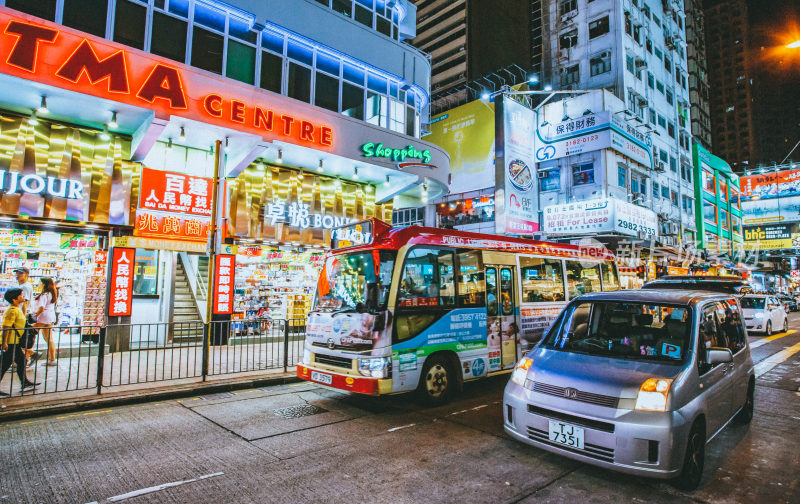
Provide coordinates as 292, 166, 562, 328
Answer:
1, 311, 798, 504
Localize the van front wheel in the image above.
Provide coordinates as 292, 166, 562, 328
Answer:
418, 356, 454, 406
674, 421, 705, 491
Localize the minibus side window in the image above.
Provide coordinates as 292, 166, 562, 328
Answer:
600, 261, 621, 291
457, 250, 485, 308
565, 261, 602, 299
519, 257, 565, 302
395, 247, 456, 342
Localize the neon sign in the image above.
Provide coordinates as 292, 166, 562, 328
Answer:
266, 201, 355, 230
361, 142, 431, 163
0, 170, 83, 199
0, 11, 334, 148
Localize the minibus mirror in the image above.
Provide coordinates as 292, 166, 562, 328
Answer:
364, 282, 380, 312
706, 347, 733, 365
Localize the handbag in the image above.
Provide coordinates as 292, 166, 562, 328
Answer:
22, 314, 37, 349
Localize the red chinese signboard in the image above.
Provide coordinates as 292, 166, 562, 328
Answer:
134, 209, 211, 242
94, 250, 108, 264
108, 248, 134, 316
212, 254, 235, 315
139, 167, 212, 216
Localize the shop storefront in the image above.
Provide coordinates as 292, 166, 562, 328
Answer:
0, 5, 450, 338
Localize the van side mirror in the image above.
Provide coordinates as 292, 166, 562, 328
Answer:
706, 347, 733, 365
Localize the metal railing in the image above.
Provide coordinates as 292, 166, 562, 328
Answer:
0, 318, 305, 398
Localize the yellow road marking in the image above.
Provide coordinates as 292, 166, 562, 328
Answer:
755, 341, 800, 377
750, 330, 796, 349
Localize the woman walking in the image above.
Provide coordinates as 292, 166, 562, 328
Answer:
33, 277, 58, 366
1, 288, 38, 396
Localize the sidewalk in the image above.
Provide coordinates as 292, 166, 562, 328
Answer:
0, 368, 301, 422
0, 339, 305, 421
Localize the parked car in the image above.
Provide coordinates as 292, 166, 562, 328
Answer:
504, 290, 754, 491
740, 295, 788, 335
642, 275, 753, 295
777, 294, 798, 312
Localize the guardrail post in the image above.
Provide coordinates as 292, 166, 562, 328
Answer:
96, 327, 106, 395
202, 322, 210, 382
283, 320, 290, 373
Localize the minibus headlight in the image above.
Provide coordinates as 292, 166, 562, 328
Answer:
634, 378, 673, 412
303, 349, 312, 365
754, 312, 764, 319
511, 357, 534, 386
358, 357, 391, 378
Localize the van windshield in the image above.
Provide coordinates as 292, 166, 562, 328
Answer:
542, 301, 690, 362
314, 251, 395, 312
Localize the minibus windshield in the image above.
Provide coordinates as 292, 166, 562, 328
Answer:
314, 251, 395, 312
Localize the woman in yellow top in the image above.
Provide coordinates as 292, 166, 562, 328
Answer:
1, 288, 38, 396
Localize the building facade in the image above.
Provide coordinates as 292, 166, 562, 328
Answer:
410, 0, 532, 114
0, 0, 448, 340
684, 0, 711, 150
692, 143, 743, 258
536, 0, 695, 246
703, 0, 755, 171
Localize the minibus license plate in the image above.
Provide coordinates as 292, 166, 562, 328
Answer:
548, 420, 584, 449
311, 371, 332, 385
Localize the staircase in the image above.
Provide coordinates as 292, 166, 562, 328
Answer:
171, 258, 204, 344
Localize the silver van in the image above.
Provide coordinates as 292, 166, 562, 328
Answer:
503, 290, 755, 490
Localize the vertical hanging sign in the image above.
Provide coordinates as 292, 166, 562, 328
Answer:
108, 248, 134, 317
212, 254, 235, 315
495, 95, 538, 235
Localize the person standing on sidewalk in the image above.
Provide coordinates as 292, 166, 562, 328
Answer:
14, 267, 41, 367
33, 278, 58, 366
1, 288, 38, 396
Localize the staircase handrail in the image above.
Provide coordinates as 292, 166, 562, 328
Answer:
177, 252, 207, 324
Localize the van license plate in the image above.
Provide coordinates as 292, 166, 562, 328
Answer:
548, 420, 584, 449
311, 371, 332, 385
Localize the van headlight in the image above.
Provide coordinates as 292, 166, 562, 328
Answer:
754, 313, 764, 319
511, 357, 533, 386
358, 357, 391, 378
635, 378, 673, 412
303, 349, 312, 365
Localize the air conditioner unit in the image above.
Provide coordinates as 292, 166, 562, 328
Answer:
654, 161, 666, 172
665, 36, 677, 50
559, 48, 570, 59
561, 12, 577, 24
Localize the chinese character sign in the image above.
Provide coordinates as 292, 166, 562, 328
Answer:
212, 254, 235, 315
139, 167, 213, 216
134, 210, 211, 242
108, 248, 134, 317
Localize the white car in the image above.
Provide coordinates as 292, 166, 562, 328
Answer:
741, 295, 787, 335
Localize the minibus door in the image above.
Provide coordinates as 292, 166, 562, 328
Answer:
486, 266, 519, 370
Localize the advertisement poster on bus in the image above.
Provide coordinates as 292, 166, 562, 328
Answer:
519, 302, 566, 352
306, 312, 389, 351
426, 100, 496, 194
495, 96, 538, 235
